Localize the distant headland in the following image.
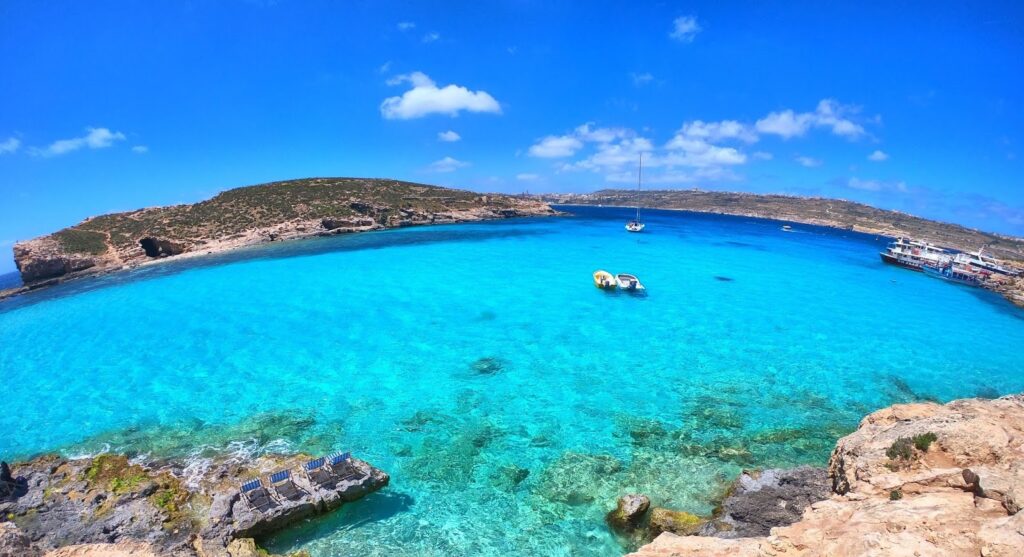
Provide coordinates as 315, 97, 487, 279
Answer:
4, 178, 557, 297
537, 189, 1024, 307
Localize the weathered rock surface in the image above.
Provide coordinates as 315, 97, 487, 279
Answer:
0, 451, 387, 557
606, 494, 651, 532
627, 394, 1024, 556
647, 507, 704, 537
1, 520, 42, 557
698, 466, 830, 538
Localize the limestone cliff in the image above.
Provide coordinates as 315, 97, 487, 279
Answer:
627, 395, 1024, 557
11, 178, 556, 288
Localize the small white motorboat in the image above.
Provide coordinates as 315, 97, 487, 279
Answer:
781, 225, 793, 232
615, 273, 645, 292
593, 270, 616, 290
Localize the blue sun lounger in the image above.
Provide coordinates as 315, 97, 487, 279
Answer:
239, 478, 276, 512
302, 457, 336, 489
326, 451, 361, 481
269, 469, 304, 501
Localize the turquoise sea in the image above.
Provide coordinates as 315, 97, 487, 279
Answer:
2, 205, 1023, 556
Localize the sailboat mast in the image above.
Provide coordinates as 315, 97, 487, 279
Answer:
637, 153, 642, 221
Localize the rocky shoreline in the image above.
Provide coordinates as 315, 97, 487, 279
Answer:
0, 451, 388, 557
625, 394, 1024, 556
2, 178, 557, 302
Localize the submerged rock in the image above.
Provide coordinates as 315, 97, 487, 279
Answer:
606, 494, 651, 533
490, 464, 531, 491
471, 357, 504, 375
534, 452, 623, 505
648, 507, 706, 537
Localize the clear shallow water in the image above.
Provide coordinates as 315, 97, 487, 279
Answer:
1, 206, 1023, 555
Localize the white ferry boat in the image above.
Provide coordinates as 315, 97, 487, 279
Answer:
953, 248, 1021, 277
879, 238, 951, 271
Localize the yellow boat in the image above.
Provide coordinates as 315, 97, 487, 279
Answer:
593, 270, 616, 289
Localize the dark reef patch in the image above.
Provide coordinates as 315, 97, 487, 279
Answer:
471, 356, 504, 375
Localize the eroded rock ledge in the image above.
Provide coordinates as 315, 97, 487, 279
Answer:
0, 452, 388, 557
626, 394, 1024, 556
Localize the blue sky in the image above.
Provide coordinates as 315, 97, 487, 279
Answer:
1, 1, 1023, 274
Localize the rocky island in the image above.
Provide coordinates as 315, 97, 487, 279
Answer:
5, 177, 556, 297
623, 394, 1024, 556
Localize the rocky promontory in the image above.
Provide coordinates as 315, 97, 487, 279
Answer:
626, 394, 1024, 556
7, 178, 556, 294
0, 451, 389, 557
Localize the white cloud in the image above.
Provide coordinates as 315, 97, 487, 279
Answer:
630, 72, 654, 86
427, 156, 470, 173
397, 21, 415, 31
378, 61, 392, 74
381, 72, 501, 119
755, 110, 813, 139
528, 123, 631, 158
438, 130, 461, 142
0, 137, 20, 155
661, 137, 746, 168
868, 149, 889, 161
814, 99, 865, 138
576, 137, 655, 169
574, 123, 629, 143
516, 173, 539, 181
422, 32, 440, 43
532, 102, 876, 186
846, 177, 907, 193
528, 135, 583, 158
756, 100, 866, 140
33, 127, 126, 157
673, 119, 758, 144
131, 145, 149, 154
670, 16, 701, 43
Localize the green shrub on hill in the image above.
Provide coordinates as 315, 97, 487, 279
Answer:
53, 229, 109, 255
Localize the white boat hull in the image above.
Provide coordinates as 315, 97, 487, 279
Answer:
615, 274, 645, 291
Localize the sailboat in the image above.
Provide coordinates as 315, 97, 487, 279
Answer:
625, 154, 645, 232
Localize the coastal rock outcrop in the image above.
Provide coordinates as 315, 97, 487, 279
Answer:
0, 451, 388, 557
698, 466, 830, 538
13, 239, 101, 284
7, 178, 558, 292
647, 508, 704, 537
626, 394, 1024, 557
606, 494, 651, 532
